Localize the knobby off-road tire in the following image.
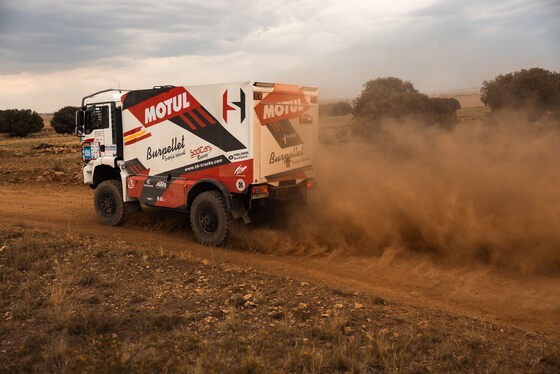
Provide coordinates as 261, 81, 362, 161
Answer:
190, 191, 231, 247
94, 179, 126, 226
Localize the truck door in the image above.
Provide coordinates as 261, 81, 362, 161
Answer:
82, 103, 119, 161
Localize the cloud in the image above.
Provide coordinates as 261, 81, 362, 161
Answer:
0, 0, 558, 111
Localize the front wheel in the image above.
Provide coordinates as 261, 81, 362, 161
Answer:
190, 191, 231, 247
94, 179, 125, 226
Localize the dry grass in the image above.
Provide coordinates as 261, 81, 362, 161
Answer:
0, 130, 82, 185
0, 207, 559, 372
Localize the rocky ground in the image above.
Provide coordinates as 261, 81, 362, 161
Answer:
1, 223, 558, 373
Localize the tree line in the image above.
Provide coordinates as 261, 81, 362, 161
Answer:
1, 67, 559, 137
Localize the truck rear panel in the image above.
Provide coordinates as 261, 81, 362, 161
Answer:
253, 83, 318, 184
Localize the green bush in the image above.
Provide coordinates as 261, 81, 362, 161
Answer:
51, 106, 79, 134
0, 109, 44, 137
481, 68, 560, 120
351, 77, 458, 138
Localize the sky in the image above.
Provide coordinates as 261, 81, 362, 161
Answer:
0, 0, 559, 112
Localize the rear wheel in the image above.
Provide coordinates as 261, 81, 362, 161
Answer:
94, 179, 125, 226
190, 191, 231, 247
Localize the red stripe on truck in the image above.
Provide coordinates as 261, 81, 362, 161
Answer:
124, 133, 151, 146
123, 126, 143, 137
179, 113, 197, 130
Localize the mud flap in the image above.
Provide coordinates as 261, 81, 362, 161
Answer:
231, 197, 251, 224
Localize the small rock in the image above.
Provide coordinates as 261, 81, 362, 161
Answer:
320, 313, 330, 318
300, 282, 309, 286
243, 293, 253, 301
343, 326, 352, 335
244, 301, 256, 308
298, 303, 307, 309
296, 291, 303, 296
335, 303, 343, 309
230, 293, 244, 306
220, 308, 230, 314
201, 259, 210, 266
353, 303, 363, 309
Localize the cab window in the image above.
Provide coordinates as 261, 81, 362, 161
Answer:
91, 106, 109, 130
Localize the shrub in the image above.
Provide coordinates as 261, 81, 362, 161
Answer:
0, 109, 44, 137
0, 110, 5, 133
51, 106, 79, 134
431, 97, 461, 112
329, 102, 352, 116
319, 102, 352, 116
481, 68, 560, 120
351, 77, 458, 138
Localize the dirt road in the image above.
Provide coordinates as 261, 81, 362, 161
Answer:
1, 184, 559, 339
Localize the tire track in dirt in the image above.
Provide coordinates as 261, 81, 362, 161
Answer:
1, 184, 559, 339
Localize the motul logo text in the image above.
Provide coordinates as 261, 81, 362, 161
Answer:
263, 100, 304, 120
144, 92, 190, 125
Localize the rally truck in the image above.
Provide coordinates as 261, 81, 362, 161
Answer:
75, 82, 318, 246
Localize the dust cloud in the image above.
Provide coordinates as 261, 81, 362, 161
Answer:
231, 113, 560, 275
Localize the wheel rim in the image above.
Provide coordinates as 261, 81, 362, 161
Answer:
199, 206, 218, 234
100, 192, 116, 216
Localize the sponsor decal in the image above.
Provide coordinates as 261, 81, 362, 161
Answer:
269, 145, 308, 168
262, 99, 305, 120
146, 135, 186, 162
123, 86, 246, 152
234, 165, 248, 176
299, 114, 313, 124
83, 147, 92, 160
125, 158, 150, 175
126, 87, 200, 128
223, 88, 246, 124
228, 150, 249, 161
124, 126, 151, 146
254, 85, 311, 124
254, 85, 309, 148
182, 156, 228, 174
156, 181, 167, 189
236, 179, 246, 192
190, 145, 212, 160
144, 92, 190, 125
127, 179, 135, 189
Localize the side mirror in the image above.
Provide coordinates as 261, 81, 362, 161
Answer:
75, 110, 85, 136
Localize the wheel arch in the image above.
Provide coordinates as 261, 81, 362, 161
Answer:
186, 179, 231, 212
92, 164, 120, 187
